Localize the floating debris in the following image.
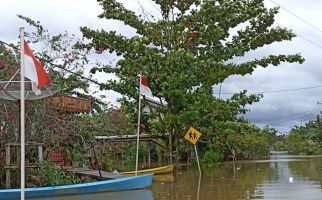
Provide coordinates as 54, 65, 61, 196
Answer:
289, 177, 293, 183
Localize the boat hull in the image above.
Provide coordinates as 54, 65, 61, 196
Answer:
0, 174, 153, 199
122, 165, 173, 175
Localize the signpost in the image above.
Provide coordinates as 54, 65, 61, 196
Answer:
184, 127, 202, 200
184, 127, 202, 174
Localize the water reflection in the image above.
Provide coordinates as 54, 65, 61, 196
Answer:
153, 153, 322, 200
253, 153, 322, 200
32, 189, 153, 200
196, 172, 201, 200
154, 174, 175, 182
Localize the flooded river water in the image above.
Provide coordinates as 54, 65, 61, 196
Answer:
36, 152, 322, 200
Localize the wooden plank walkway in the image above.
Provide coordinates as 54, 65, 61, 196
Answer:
66, 167, 125, 179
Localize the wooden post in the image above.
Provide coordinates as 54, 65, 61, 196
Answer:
169, 132, 172, 164
17, 145, 21, 186
175, 132, 179, 165
147, 142, 151, 168
38, 145, 43, 161
5, 144, 11, 188
17, 145, 20, 164
92, 144, 102, 179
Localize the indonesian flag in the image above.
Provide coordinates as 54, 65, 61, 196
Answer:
140, 75, 153, 97
23, 40, 50, 95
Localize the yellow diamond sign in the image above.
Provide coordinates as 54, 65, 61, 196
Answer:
184, 127, 202, 144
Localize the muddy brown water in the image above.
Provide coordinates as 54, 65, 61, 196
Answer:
33, 152, 322, 200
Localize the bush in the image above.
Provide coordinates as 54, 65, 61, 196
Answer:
32, 161, 80, 186
274, 141, 287, 151
201, 151, 224, 166
71, 150, 83, 162
101, 153, 113, 172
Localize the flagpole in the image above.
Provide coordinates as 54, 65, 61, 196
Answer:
19, 27, 25, 200
135, 72, 142, 176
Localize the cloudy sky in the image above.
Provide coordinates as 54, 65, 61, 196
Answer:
0, 0, 321, 133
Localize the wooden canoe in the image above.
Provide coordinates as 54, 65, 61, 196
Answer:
122, 165, 173, 175
0, 174, 153, 199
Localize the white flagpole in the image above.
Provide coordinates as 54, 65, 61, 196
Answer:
135, 72, 142, 176
19, 27, 25, 200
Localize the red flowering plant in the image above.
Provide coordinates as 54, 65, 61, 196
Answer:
0, 44, 18, 80
0, 16, 104, 173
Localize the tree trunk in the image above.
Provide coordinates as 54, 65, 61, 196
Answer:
169, 131, 173, 164
175, 130, 179, 165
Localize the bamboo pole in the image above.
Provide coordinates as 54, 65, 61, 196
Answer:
135, 72, 142, 176
20, 27, 25, 200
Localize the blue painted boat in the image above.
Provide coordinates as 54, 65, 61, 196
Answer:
0, 174, 153, 199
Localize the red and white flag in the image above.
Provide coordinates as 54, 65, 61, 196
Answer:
140, 75, 153, 97
23, 40, 50, 95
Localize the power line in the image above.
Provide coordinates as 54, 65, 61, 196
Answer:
147, 0, 162, 17
218, 85, 322, 95
296, 33, 322, 50
258, 85, 322, 94
274, 21, 322, 50
267, 1, 322, 50
293, 108, 322, 116
261, 113, 317, 127
269, 0, 322, 35
137, 0, 155, 22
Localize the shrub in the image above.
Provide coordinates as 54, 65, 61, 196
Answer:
201, 151, 224, 166
101, 153, 113, 172
33, 161, 80, 186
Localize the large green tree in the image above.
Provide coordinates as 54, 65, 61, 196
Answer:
79, 0, 304, 163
